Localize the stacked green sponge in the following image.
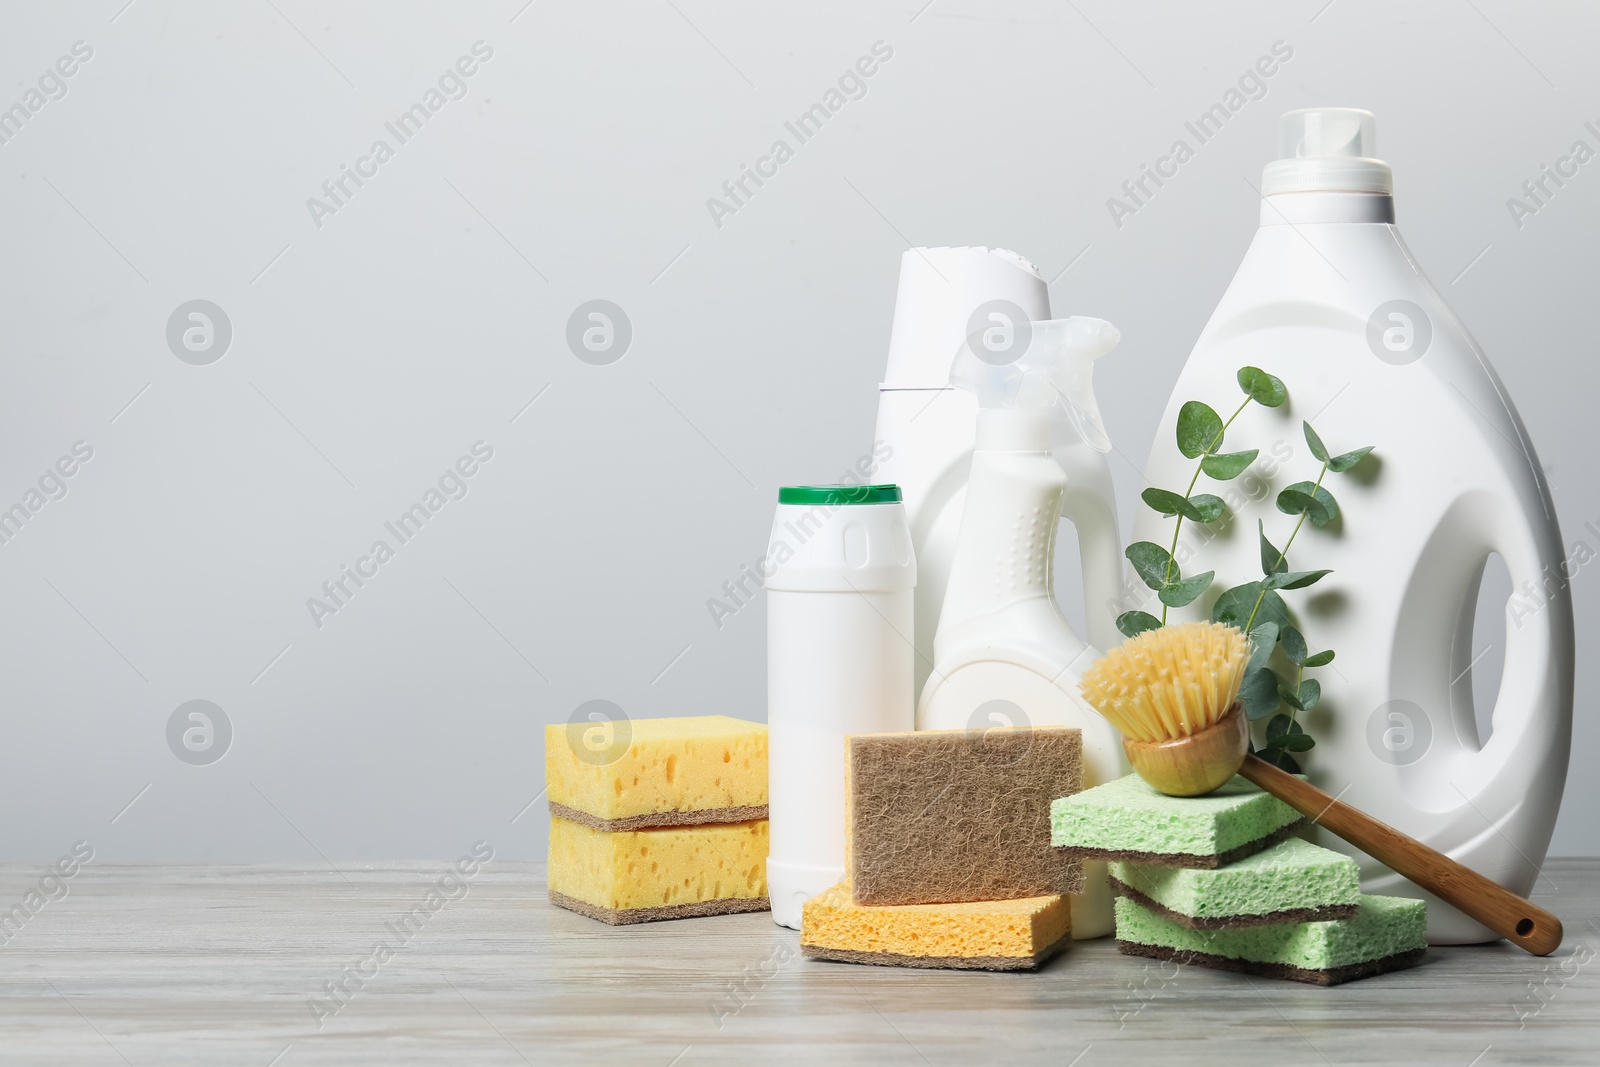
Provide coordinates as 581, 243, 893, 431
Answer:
1053, 773, 1426, 985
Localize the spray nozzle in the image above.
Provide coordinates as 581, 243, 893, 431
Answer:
951, 315, 1119, 452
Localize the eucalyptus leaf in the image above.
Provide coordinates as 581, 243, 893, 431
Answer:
1141, 488, 1190, 517
1303, 421, 1330, 464
1263, 749, 1302, 772
1213, 581, 1291, 633
1281, 732, 1316, 752
1237, 366, 1288, 407
1303, 649, 1336, 667
1188, 494, 1228, 523
1201, 449, 1259, 480
1246, 622, 1279, 674
1159, 570, 1215, 608
1297, 678, 1322, 710
1177, 400, 1224, 459
1238, 668, 1281, 720
1328, 445, 1374, 473
1258, 520, 1287, 576
1281, 625, 1307, 666
1116, 610, 1163, 639
1278, 681, 1305, 711
1258, 588, 1292, 631
1126, 542, 1177, 591
1277, 482, 1340, 528
1263, 568, 1333, 591
1211, 582, 1262, 630
1265, 713, 1294, 744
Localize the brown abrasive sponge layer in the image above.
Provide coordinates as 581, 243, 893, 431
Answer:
1057, 818, 1308, 869
846, 726, 1083, 906
803, 930, 1071, 972
1108, 876, 1359, 930
548, 890, 770, 926
548, 801, 769, 832
1115, 939, 1427, 987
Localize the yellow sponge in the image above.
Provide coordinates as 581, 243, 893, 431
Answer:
545, 715, 767, 830
548, 815, 769, 925
801, 881, 1071, 970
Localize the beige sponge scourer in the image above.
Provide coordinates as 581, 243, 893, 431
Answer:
847, 726, 1083, 905
802, 882, 1070, 971
544, 715, 766, 830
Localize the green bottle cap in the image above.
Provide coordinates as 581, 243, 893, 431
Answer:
777, 484, 901, 506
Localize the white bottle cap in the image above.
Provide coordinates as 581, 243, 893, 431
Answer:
881, 247, 1049, 390
1262, 108, 1392, 196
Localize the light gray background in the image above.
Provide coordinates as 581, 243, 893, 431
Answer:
0, 0, 1593, 863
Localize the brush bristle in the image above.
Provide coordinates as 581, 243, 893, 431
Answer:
1079, 621, 1251, 743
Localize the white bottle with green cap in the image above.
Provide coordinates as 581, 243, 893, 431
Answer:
765, 483, 915, 929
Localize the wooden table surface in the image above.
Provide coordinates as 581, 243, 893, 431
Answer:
0, 859, 1595, 1066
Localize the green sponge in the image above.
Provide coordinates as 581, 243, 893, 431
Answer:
1052, 773, 1303, 868
1109, 838, 1361, 929
1114, 894, 1427, 985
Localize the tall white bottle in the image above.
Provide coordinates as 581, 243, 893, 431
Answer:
916, 317, 1130, 939
1136, 109, 1573, 943
873, 248, 1125, 708
766, 485, 915, 929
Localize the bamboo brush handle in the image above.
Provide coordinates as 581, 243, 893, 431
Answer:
1239, 754, 1563, 956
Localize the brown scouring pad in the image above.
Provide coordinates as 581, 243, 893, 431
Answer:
846, 726, 1083, 906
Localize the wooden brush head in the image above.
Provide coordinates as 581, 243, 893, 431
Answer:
1080, 621, 1252, 796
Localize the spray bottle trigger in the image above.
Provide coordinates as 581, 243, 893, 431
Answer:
1042, 316, 1118, 454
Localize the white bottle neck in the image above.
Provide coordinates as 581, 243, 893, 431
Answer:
1259, 192, 1395, 226
975, 408, 1052, 451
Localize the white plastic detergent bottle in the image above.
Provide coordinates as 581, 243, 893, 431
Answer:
916, 316, 1129, 939
873, 248, 1126, 710
765, 485, 915, 929
1136, 108, 1573, 944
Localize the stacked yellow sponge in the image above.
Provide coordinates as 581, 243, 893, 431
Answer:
545, 716, 770, 924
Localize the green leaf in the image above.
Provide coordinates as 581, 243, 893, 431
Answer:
1262, 568, 1333, 591
1201, 449, 1259, 480
1265, 713, 1294, 745
1259, 589, 1292, 630
1303, 421, 1330, 464
1276, 481, 1340, 528
1116, 611, 1163, 639
1262, 715, 1315, 753
1237, 367, 1288, 407
1261, 749, 1302, 772
1278, 678, 1321, 712
1177, 401, 1224, 459
1281, 626, 1307, 666
1212, 582, 1260, 629
1159, 571, 1215, 608
1303, 648, 1336, 668
1246, 622, 1279, 674
1143, 489, 1227, 523
1188, 494, 1228, 523
1141, 488, 1190, 517
1238, 668, 1281, 720
1328, 446, 1374, 473
1126, 542, 1177, 591
1258, 520, 1287, 576
1212, 582, 1291, 633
